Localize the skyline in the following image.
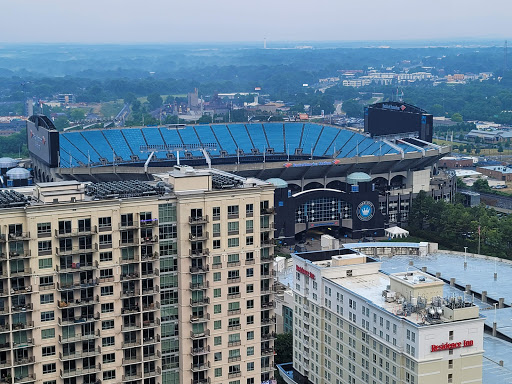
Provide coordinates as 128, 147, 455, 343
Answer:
2, 0, 511, 44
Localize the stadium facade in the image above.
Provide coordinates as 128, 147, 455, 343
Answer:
27, 104, 453, 241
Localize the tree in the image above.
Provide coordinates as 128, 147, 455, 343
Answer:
53, 116, 70, 130
342, 99, 363, 118
451, 113, 463, 122
275, 333, 293, 365
69, 109, 86, 122
123, 93, 137, 106
472, 178, 491, 193
498, 144, 504, 153
430, 104, 445, 117
147, 93, 163, 110
456, 177, 466, 190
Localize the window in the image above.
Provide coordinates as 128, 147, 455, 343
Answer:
214, 352, 222, 361
247, 299, 254, 309
247, 331, 254, 340
100, 269, 113, 279
246, 251, 254, 261
78, 218, 91, 232
100, 252, 113, 262
214, 288, 221, 298
101, 286, 114, 296
214, 336, 222, 346
215, 368, 222, 377
99, 234, 112, 246
102, 336, 115, 347
213, 223, 221, 237
449, 330, 454, 340
213, 239, 221, 249
247, 315, 254, 325
101, 303, 114, 313
42, 346, 56, 357
41, 311, 54, 322
213, 206, 221, 220
40, 276, 54, 288
246, 204, 253, 215
102, 320, 114, 330
214, 272, 221, 282
39, 258, 52, 269
246, 268, 254, 277
228, 221, 239, 235
247, 346, 254, 356
246, 236, 253, 245
38, 240, 52, 254
228, 205, 239, 218
247, 361, 254, 371
41, 328, 55, 339
40, 293, 54, 304
37, 222, 51, 236
99, 217, 112, 228
103, 370, 116, 381
214, 304, 222, 314
214, 320, 222, 330
246, 284, 254, 293
228, 253, 240, 264
228, 238, 239, 248
246, 220, 253, 232
159, 203, 177, 223
103, 353, 115, 363
43, 363, 56, 374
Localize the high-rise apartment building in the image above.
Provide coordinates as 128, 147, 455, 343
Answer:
288, 249, 483, 384
0, 166, 276, 384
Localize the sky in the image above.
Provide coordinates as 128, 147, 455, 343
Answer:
1, 0, 511, 44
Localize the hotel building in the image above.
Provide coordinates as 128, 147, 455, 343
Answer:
0, 166, 276, 384
287, 248, 484, 384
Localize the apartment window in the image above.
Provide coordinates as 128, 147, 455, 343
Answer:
214, 352, 222, 361
448, 359, 453, 369
213, 223, 221, 237
41, 328, 55, 339
102, 320, 114, 330
228, 270, 240, 281
246, 268, 254, 277
102, 337, 115, 347
247, 361, 254, 371
101, 286, 114, 296
43, 381, 57, 384
41, 311, 54, 322
214, 304, 222, 314
42, 363, 56, 374
228, 253, 240, 263
37, 222, 51, 236
99, 217, 112, 228
449, 330, 454, 340
246, 204, 253, 215
213, 207, 221, 220
99, 234, 112, 246
246, 284, 254, 293
247, 299, 254, 309
247, 331, 254, 340
78, 218, 91, 232
213, 239, 221, 249
247, 315, 254, 325
40, 276, 53, 287
39, 258, 52, 269
246, 252, 254, 261
214, 288, 221, 298
228, 221, 239, 235
58, 220, 71, 235
40, 293, 54, 305
247, 346, 254, 356
159, 224, 177, 239
214, 272, 221, 282
103, 353, 115, 363
100, 252, 113, 262
228, 238, 239, 248
101, 303, 114, 313
215, 368, 222, 377
448, 374, 453, 383
228, 205, 239, 218
214, 320, 222, 330
100, 269, 113, 279
159, 203, 177, 222
214, 336, 222, 346
42, 346, 56, 357
246, 236, 253, 245
103, 370, 116, 381
38, 240, 52, 254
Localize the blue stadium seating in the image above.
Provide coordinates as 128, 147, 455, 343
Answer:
102, 130, 133, 160
81, 130, 113, 161
227, 124, 253, 153
159, 127, 184, 147
141, 128, 166, 158
211, 125, 237, 154
178, 127, 201, 148
301, 123, 323, 154
64, 132, 101, 163
263, 123, 285, 152
60, 135, 89, 165
193, 125, 219, 148
246, 124, 268, 151
313, 126, 340, 156
284, 123, 304, 151
122, 129, 148, 159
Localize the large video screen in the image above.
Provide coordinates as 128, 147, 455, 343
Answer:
26, 120, 59, 167
366, 108, 422, 137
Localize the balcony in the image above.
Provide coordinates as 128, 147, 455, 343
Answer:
261, 238, 275, 247
0, 307, 8, 315
0, 359, 10, 368
261, 270, 276, 278
56, 261, 98, 273
57, 296, 99, 309
227, 309, 241, 315
55, 227, 97, 238
143, 350, 162, 361
261, 316, 276, 325
56, 244, 98, 256
190, 297, 209, 306
58, 313, 100, 326
57, 280, 98, 291
191, 346, 210, 355
142, 302, 160, 312
0, 253, 6, 261
8, 251, 31, 259
189, 232, 209, 242
122, 340, 142, 348
143, 366, 161, 378
190, 329, 210, 339
245, 258, 255, 265
122, 355, 141, 364
121, 306, 141, 314
142, 286, 159, 295
261, 207, 276, 215
13, 338, 35, 349
227, 277, 241, 284
228, 356, 241, 363
0, 323, 8, 333
190, 249, 209, 257
59, 330, 100, 343
227, 340, 241, 347
141, 252, 159, 261
143, 318, 160, 328
13, 374, 36, 383
8, 232, 30, 241
141, 236, 158, 244
262, 347, 275, 356
12, 321, 34, 330
39, 283, 55, 291
141, 268, 159, 278
59, 348, 101, 361
122, 373, 142, 382
227, 325, 241, 331
190, 313, 209, 323
261, 301, 275, 309
227, 261, 241, 267
227, 293, 241, 299
261, 363, 276, 372
0, 342, 10, 351
143, 334, 160, 344
121, 289, 140, 298
119, 221, 139, 230
190, 266, 209, 274
0, 234, 5, 243
261, 332, 277, 340
261, 252, 274, 261
228, 371, 242, 379
119, 238, 139, 247
190, 281, 208, 290
140, 218, 158, 227
192, 379, 210, 384
121, 323, 140, 332
60, 365, 101, 378
119, 256, 140, 265
120, 272, 140, 281
212, 263, 222, 269
13, 356, 35, 365
11, 303, 33, 313
191, 362, 210, 372
189, 215, 209, 224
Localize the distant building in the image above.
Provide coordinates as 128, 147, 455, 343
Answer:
187, 88, 199, 110
25, 98, 33, 117
476, 165, 512, 181
0, 118, 26, 136
57, 93, 75, 104
460, 190, 481, 207
439, 157, 474, 168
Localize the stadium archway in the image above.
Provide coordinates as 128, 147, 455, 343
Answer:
326, 180, 347, 191
304, 182, 324, 191
288, 183, 301, 194
390, 175, 406, 189
372, 177, 388, 192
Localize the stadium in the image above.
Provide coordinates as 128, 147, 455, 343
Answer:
27, 102, 453, 241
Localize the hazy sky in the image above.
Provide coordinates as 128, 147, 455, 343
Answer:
2, 0, 510, 43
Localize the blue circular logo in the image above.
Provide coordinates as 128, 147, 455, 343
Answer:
357, 201, 374, 221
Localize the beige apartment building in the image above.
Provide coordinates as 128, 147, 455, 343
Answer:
0, 166, 276, 384
286, 249, 484, 384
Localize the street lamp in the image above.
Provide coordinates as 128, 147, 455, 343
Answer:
463, 246, 468, 269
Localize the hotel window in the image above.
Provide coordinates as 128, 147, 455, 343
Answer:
41, 311, 54, 322
42, 346, 56, 357
213, 223, 221, 237
103, 370, 116, 381
228, 205, 239, 218
246, 204, 253, 215
213, 239, 221, 249
213, 207, 221, 220
103, 353, 115, 363
449, 330, 454, 340
228, 238, 239, 248
37, 222, 51, 236
98, 217, 111, 228
100, 252, 112, 262
43, 363, 56, 374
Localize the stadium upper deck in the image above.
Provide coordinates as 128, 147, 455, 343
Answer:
57, 123, 432, 168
